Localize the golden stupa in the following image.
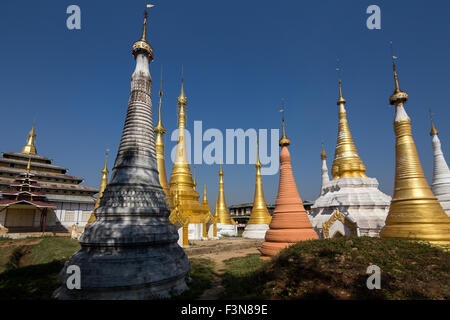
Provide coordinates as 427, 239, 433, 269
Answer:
22, 121, 37, 155
86, 149, 109, 227
242, 140, 272, 238
154, 73, 170, 200
168, 75, 215, 245
331, 80, 367, 179
380, 58, 450, 247
216, 164, 236, 225
215, 164, 237, 236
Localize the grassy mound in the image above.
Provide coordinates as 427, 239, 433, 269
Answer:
221, 237, 450, 300
0, 236, 214, 300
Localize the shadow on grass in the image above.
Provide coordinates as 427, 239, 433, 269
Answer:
175, 258, 216, 300
0, 260, 63, 300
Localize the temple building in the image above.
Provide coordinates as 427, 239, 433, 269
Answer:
310, 80, 391, 238
0, 123, 96, 235
260, 117, 318, 259
380, 57, 450, 247
214, 164, 237, 237
242, 141, 272, 239
167, 76, 216, 246
54, 10, 190, 299
429, 115, 450, 217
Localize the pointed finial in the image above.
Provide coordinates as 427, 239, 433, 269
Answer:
321, 141, 327, 160
255, 138, 262, 168
132, 6, 154, 59
177, 66, 187, 106
154, 66, 166, 134
102, 149, 109, 174
337, 79, 346, 105
389, 41, 408, 105
279, 99, 291, 147
203, 184, 208, 204
336, 59, 346, 105
429, 109, 438, 136
22, 121, 37, 155
219, 162, 223, 176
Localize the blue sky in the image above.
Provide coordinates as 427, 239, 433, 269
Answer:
1, 0, 449, 205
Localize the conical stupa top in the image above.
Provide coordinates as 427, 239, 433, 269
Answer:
380, 58, 450, 246
86, 149, 109, 227
430, 111, 438, 136
193, 166, 197, 190
177, 70, 187, 106
321, 142, 327, 160
202, 184, 208, 205
248, 141, 272, 225
132, 10, 153, 59
337, 79, 346, 105
215, 163, 233, 224
260, 135, 318, 258
430, 115, 450, 217
331, 79, 367, 179
22, 121, 37, 155
389, 61, 408, 105
154, 74, 166, 135
154, 71, 170, 198
279, 118, 291, 147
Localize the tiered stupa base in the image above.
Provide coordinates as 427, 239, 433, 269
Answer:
261, 227, 318, 259
242, 223, 269, 239
311, 177, 391, 238
217, 223, 237, 237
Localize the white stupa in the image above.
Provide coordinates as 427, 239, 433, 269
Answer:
310, 80, 391, 238
430, 116, 450, 217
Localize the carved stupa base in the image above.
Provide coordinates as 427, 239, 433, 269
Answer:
217, 223, 237, 237
311, 177, 391, 238
242, 223, 269, 239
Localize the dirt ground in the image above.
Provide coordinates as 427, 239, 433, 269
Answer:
186, 238, 264, 300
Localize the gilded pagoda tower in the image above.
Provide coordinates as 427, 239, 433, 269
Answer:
311, 79, 391, 238
260, 117, 318, 259
168, 76, 215, 245
380, 60, 450, 247
429, 115, 450, 217
242, 141, 272, 239
215, 164, 237, 237
85, 150, 109, 227
54, 10, 190, 299
154, 75, 170, 200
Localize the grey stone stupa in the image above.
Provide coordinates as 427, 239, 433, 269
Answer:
53, 11, 190, 299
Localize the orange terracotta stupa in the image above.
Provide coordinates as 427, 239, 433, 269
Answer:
260, 116, 318, 260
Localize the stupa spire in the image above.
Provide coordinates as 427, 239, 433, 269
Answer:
261, 116, 318, 259
54, 8, 190, 299
331, 78, 367, 180
380, 46, 450, 246
243, 139, 272, 238
86, 149, 109, 227
215, 163, 233, 224
202, 184, 209, 206
168, 71, 213, 243
320, 142, 330, 194
154, 68, 170, 198
429, 111, 450, 217
22, 121, 37, 155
